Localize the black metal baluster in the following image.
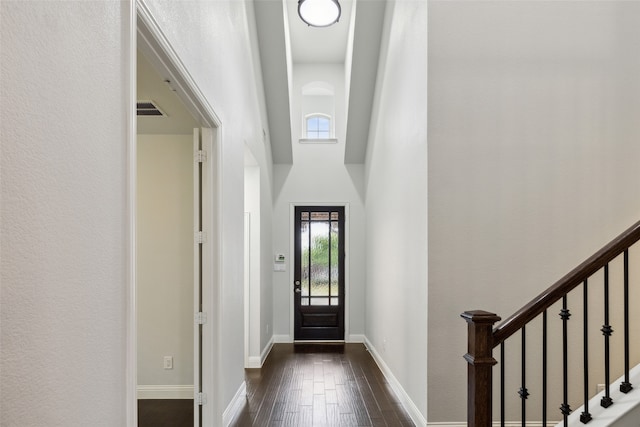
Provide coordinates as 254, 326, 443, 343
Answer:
601, 264, 613, 408
519, 326, 529, 426
543, 310, 548, 427
621, 250, 633, 394
560, 296, 572, 424
501, 342, 505, 427
581, 280, 592, 423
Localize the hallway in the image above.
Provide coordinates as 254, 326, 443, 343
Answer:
7, 1, 638, 425
230, 344, 414, 426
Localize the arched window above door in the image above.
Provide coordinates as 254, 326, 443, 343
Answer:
305, 113, 332, 139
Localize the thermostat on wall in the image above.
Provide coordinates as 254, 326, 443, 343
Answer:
275, 254, 286, 263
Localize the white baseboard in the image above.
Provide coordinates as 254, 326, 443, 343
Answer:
223, 381, 247, 427
364, 337, 427, 427
272, 334, 292, 343
345, 334, 365, 344
347, 334, 365, 343
271, 334, 364, 343
247, 336, 275, 368
246, 355, 262, 368
428, 423, 552, 427
261, 336, 274, 364
137, 384, 194, 399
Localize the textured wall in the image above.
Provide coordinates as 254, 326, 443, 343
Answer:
272, 63, 366, 341
1, 0, 273, 424
143, 0, 273, 414
364, 0, 428, 420
0, 2, 129, 426
428, 0, 640, 422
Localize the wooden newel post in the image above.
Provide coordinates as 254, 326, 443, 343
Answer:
461, 310, 501, 427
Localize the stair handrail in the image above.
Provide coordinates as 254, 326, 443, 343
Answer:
493, 219, 640, 347
462, 219, 640, 427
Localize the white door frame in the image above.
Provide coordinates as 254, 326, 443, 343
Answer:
244, 163, 262, 368
243, 212, 251, 368
129, 1, 223, 425
289, 202, 351, 342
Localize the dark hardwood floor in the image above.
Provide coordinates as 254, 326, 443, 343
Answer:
138, 399, 194, 427
230, 343, 414, 427
138, 343, 414, 426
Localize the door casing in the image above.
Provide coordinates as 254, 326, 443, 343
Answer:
131, 3, 223, 426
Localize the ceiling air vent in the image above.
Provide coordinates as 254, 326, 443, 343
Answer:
137, 100, 167, 117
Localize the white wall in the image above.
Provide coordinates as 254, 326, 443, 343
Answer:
428, 0, 640, 422
258, 167, 274, 356
272, 63, 366, 341
244, 163, 262, 364
137, 134, 194, 388
142, 0, 274, 415
364, 0, 428, 421
1, 0, 273, 424
0, 2, 130, 425
245, 0, 276, 366
293, 64, 345, 145
272, 155, 366, 340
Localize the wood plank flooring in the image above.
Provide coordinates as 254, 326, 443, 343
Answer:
138, 399, 194, 427
230, 343, 414, 427
138, 343, 414, 426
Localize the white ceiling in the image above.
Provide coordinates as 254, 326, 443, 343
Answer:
287, 0, 353, 64
136, 0, 387, 162
137, 50, 198, 135
255, 0, 387, 164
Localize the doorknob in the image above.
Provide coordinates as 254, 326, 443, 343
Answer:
294, 288, 301, 293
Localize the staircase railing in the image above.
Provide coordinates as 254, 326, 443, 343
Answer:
462, 220, 640, 426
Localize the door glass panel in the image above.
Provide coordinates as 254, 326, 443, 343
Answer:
311, 297, 330, 306
310, 220, 330, 299
330, 221, 339, 302
300, 220, 310, 296
331, 297, 338, 306
311, 212, 330, 221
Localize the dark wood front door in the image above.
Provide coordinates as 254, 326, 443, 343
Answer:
294, 206, 345, 340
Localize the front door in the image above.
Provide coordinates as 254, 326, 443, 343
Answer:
294, 206, 345, 340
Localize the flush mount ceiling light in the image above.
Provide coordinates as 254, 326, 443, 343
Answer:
298, 0, 341, 28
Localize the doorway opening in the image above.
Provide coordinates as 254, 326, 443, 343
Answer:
133, 4, 222, 426
244, 146, 262, 368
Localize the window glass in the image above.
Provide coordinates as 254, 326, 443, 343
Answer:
306, 115, 331, 139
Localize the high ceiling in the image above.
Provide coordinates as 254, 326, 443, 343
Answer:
287, 0, 353, 64
255, 0, 386, 164
136, 0, 387, 160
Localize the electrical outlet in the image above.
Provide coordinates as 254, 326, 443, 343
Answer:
164, 356, 173, 370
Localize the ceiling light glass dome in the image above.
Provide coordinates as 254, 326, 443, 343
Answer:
298, 0, 341, 28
